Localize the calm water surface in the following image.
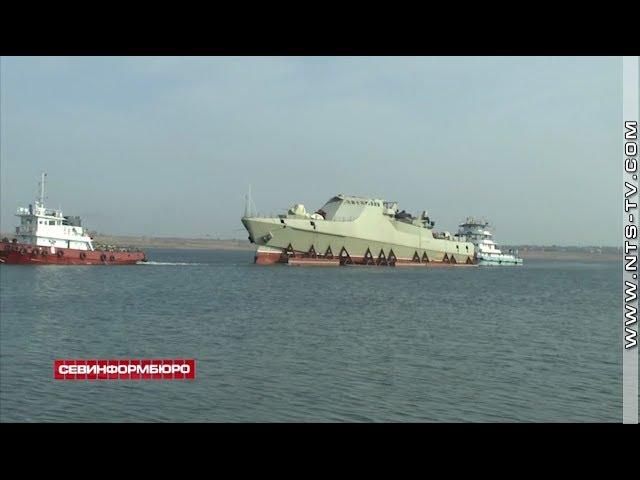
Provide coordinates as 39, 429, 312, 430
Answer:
0, 249, 621, 422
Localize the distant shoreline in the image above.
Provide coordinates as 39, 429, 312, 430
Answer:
95, 235, 620, 261
93, 235, 254, 251
1, 233, 620, 261
516, 251, 618, 261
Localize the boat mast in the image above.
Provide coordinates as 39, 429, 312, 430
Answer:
244, 184, 257, 218
38, 172, 47, 206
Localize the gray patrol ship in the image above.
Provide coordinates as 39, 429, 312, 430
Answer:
241, 194, 476, 266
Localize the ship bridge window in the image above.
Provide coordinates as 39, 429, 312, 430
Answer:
49, 220, 55, 225
318, 198, 343, 220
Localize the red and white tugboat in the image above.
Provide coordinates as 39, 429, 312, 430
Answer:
0, 173, 146, 265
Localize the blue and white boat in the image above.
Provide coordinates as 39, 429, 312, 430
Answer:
455, 218, 523, 266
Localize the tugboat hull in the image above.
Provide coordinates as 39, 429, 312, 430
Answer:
477, 257, 523, 266
0, 242, 146, 265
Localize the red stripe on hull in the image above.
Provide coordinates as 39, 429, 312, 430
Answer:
254, 250, 285, 264
254, 247, 477, 267
0, 242, 146, 265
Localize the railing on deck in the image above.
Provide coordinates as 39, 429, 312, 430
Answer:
92, 243, 144, 253
246, 213, 357, 222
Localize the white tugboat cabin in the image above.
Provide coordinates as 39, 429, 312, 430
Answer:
14, 173, 94, 252
455, 217, 523, 266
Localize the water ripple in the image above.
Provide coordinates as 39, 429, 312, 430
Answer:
0, 249, 621, 422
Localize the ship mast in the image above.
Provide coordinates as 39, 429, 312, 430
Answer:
244, 184, 257, 218
38, 172, 47, 206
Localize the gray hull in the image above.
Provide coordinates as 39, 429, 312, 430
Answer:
242, 195, 476, 265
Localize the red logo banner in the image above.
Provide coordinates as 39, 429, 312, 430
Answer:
53, 359, 196, 380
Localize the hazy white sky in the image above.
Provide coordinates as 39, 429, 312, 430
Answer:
0, 56, 620, 245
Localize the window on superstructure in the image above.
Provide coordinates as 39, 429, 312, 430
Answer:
49, 221, 55, 225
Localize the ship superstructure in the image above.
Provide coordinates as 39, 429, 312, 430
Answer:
241, 193, 476, 266
455, 217, 523, 266
14, 173, 95, 251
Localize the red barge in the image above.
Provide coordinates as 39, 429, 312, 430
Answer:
0, 173, 146, 266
